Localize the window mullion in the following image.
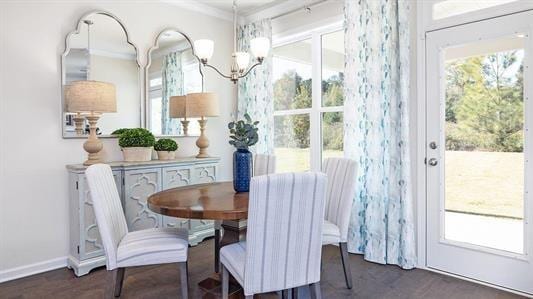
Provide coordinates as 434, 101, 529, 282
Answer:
310, 32, 322, 172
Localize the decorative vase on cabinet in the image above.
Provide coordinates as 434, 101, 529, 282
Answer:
233, 149, 252, 192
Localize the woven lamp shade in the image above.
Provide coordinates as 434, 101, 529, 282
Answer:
169, 95, 187, 118
65, 80, 116, 113
186, 92, 219, 117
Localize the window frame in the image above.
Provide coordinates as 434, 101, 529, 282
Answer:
272, 22, 344, 172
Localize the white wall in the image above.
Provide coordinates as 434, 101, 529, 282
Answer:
0, 1, 235, 278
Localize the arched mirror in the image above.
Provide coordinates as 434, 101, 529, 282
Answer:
61, 11, 141, 138
146, 29, 204, 136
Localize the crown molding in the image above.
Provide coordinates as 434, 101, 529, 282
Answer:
161, 0, 234, 22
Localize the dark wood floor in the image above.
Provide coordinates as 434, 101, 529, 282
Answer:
0, 238, 524, 299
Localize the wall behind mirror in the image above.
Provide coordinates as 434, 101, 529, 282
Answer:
146, 29, 204, 136
62, 11, 141, 138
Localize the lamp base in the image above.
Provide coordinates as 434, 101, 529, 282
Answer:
196, 118, 210, 158
82, 114, 103, 166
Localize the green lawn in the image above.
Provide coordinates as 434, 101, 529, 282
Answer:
274, 148, 523, 219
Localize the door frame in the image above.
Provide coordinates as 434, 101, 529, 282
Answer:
416, 3, 533, 297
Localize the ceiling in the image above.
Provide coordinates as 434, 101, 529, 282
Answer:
190, 0, 288, 16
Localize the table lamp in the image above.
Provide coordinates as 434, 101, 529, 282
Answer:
186, 92, 219, 158
65, 80, 116, 165
169, 95, 190, 135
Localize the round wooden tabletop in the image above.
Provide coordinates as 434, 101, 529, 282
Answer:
147, 182, 249, 220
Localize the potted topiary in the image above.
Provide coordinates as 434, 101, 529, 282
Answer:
228, 113, 259, 192
118, 128, 155, 162
155, 138, 178, 160
111, 128, 131, 136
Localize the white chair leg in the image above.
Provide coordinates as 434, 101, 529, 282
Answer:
113, 268, 125, 297
309, 282, 321, 299
178, 262, 188, 299
222, 265, 229, 299
339, 242, 353, 289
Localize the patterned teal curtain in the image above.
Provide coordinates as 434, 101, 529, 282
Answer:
162, 51, 183, 135
344, 0, 416, 269
237, 19, 273, 154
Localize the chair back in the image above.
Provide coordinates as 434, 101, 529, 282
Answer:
253, 154, 276, 176
85, 164, 129, 270
244, 172, 327, 295
322, 158, 358, 242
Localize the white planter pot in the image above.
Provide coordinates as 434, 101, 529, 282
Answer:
157, 151, 176, 160
122, 147, 153, 162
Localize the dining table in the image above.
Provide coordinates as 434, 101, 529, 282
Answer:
147, 181, 249, 298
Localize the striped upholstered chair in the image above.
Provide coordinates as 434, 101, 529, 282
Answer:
322, 157, 358, 289
220, 172, 328, 299
253, 154, 276, 176
85, 164, 189, 298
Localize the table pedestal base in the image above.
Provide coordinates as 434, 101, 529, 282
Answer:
199, 219, 247, 298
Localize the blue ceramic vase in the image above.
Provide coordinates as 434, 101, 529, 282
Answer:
233, 148, 253, 192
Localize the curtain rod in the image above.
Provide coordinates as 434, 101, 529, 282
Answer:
270, 0, 330, 21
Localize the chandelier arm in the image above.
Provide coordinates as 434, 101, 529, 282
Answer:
238, 61, 263, 79
203, 63, 232, 79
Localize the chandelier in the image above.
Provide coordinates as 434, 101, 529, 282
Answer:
194, 0, 271, 84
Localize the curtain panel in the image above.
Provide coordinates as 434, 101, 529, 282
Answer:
237, 19, 274, 154
344, 0, 416, 269
162, 51, 183, 135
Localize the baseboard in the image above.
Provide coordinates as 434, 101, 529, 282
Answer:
0, 256, 67, 283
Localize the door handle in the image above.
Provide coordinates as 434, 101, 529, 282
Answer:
428, 158, 438, 166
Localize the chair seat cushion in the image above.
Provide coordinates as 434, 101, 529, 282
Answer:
117, 227, 188, 268
322, 220, 341, 245
220, 241, 246, 286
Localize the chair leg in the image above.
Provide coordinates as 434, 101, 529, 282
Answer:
292, 287, 299, 299
339, 242, 353, 289
222, 264, 229, 299
309, 282, 321, 299
215, 228, 221, 273
178, 262, 188, 299
113, 268, 125, 297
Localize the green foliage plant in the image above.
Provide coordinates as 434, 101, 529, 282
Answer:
228, 113, 259, 150
111, 128, 131, 136
154, 138, 178, 152
118, 128, 155, 148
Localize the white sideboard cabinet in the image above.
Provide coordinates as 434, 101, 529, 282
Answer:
66, 157, 220, 276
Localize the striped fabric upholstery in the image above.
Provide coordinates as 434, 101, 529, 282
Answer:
322, 158, 358, 244
85, 164, 129, 270
117, 227, 188, 268
253, 154, 276, 177
221, 172, 327, 296
85, 164, 188, 270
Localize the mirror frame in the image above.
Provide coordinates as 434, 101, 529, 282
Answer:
145, 27, 204, 137
60, 10, 143, 139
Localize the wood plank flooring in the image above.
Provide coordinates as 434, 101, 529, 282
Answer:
0, 239, 524, 299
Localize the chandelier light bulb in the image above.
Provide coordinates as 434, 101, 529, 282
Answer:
235, 52, 250, 71
194, 39, 214, 62
250, 37, 270, 59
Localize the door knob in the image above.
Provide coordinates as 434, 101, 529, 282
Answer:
429, 142, 437, 149
428, 158, 438, 166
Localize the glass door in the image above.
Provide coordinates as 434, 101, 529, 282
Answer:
426, 11, 533, 295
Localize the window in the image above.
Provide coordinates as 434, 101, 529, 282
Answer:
273, 28, 344, 173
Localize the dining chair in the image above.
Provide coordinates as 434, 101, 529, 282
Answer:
213, 153, 276, 273
322, 157, 358, 289
85, 164, 189, 298
220, 172, 327, 299
253, 153, 276, 176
